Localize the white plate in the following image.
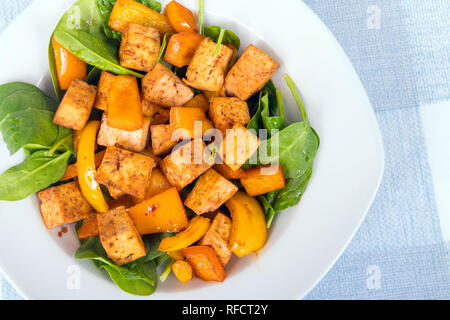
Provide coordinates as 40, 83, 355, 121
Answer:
0, 0, 384, 299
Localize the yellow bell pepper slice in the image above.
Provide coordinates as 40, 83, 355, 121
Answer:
225, 191, 267, 257
77, 121, 109, 213
158, 216, 211, 252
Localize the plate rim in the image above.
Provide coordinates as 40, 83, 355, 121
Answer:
0, 0, 385, 300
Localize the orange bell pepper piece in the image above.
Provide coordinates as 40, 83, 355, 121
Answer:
77, 215, 98, 239
181, 246, 226, 282
61, 150, 106, 182
109, 0, 174, 34
182, 94, 210, 112
164, 32, 204, 68
77, 121, 109, 213
52, 37, 87, 90
241, 164, 286, 196
128, 187, 188, 234
167, 250, 184, 261
165, 1, 198, 33
158, 216, 211, 252
170, 107, 214, 139
213, 163, 247, 180
107, 75, 143, 131
131, 168, 172, 204
172, 260, 193, 283
225, 191, 267, 257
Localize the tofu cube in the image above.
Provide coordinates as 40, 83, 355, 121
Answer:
184, 169, 238, 215
184, 38, 233, 92
97, 113, 150, 152
119, 23, 160, 72
159, 139, 214, 190
199, 212, 232, 266
218, 123, 260, 171
224, 45, 279, 101
97, 206, 146, 265
150, 124, 177, 156
139, 145, 161, 168
94, 71, 116, 111
53, 79, 97, 130
141, 98, 170, 124
142, 63, 194, 107
38, 181, 92, 229
209, 97, 250, 134
107, 186, 126, 200
95, 146, 154, 198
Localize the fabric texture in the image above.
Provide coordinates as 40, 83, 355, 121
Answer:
0, 0, 449, 299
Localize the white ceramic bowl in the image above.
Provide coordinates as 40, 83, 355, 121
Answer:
0, 0, 384, 299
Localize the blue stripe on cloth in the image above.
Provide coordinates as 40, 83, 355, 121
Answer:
306, 243, 450, 300
401, 0, 450, 105
303, 0, 450, 299
0, 273, 23, 300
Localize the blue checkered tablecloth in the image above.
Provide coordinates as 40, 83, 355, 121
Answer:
1, 0, 449, 299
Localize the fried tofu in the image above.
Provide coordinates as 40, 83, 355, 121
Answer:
38, 181, 92, 229
199, 212, 232, 266
184, 38, 233, 92
97, 206, 146, 265
159, 139, 214, 190
209, 97, 250, 134
95, 146, 154, 198
224, 45, 279, 101
52, 79, 97, 130
141, 98, 170, 124
184, 169, 238, 215
142, 63, 194, 107
94, 71, 116, 111
119, 23, 160, 72
107, 186, 126, 200
97, 113, 150, 152
150, 124, 177, 156
139, 145, 161, 168
218, 123, 260, 171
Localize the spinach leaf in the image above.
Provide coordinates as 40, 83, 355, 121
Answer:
252, 75, 320, 227
247, 80, 285, 135
159, 258, 175, 282
0, 82, 56, 124
23, 128, 73, 158
258, 195, 276, 228
96, 0, 122, 40
258, 74, 319, 178
53, 0, 143, 78
198, 0, 205, 35
86, 66, 102, 84
156, 33, 171, 64
272, 166, 313, 212
0, 150, 71, 201
74, 232, 173, 296
48, 36, 62, 101
0, 109, 59, 155
96, 0, 162, 41
75, 235, 162, 296
204, 26, 240, 50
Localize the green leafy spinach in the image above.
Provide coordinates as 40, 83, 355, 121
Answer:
52, 0, 144, 79
204, 26, 240, 50
250, 75, 320, 227
75, 232, 174, 296
0, 82, 74, 201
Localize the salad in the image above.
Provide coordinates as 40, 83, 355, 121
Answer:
0, 0, 319, 296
